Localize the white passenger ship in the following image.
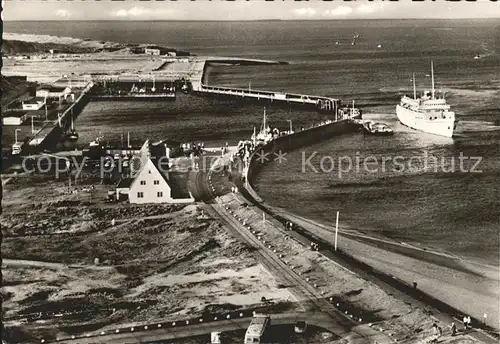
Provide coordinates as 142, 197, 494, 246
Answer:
396, 61, 456, 138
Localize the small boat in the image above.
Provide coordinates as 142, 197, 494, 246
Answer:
251, 108, 273, 145
89, 136, 102, 148
362, 121, 394, 136
294, 320, 307, 334
67, 130, 78, 141
338, 100, 362, 120
65, 116, 78, 141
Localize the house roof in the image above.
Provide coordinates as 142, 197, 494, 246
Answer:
144, 45, 163, 50
38, 86, 69, 93
23, 97, 45, 104
3, 111, 27, 118
165, 171, 192, 200
130, 153, 150, 175
117, 178, 134, 189
128, 153, 163, 191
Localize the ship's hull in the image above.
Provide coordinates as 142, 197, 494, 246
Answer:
396, 105, 454, 138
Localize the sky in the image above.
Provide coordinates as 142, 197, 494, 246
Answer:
2, 1, 500, 21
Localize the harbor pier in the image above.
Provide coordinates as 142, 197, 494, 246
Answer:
193, 84, 340, 113
27, 82, 94, 151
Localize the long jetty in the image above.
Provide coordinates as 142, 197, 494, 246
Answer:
194, 84, 340, 112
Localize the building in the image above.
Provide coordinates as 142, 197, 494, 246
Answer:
36, 86, 72, 100
144, 46, 175, 56
144, 48, 161, 56
3, 112, 28, 125
114, 140, 194, 204
22, 97, 46, 111
128, 156, 174, 204
116, 178, 134, 201
53, 78, 90, 89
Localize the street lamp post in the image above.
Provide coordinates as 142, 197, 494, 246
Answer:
15, 128, 21, 144
335, 211, 339, 251
287, 120, 293, 134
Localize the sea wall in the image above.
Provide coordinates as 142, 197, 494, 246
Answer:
245, 119, 358, 201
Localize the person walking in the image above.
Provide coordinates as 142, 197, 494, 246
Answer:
467, 316, 472, 329
450, 322, 457, 336
431, 323, 439, 343
463, 316, 468, 331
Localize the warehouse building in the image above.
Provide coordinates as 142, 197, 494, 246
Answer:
22, 97, 46, 111
3, 112, 28, 126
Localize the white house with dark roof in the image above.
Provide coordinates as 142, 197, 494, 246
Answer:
114, 140, 194, 204
128, 157, 174, 204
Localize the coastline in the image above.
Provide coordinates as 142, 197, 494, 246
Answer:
239, 120, 500, 331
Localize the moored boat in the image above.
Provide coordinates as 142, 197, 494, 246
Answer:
65, 116, 78, 142
338, 100, 362, 120
362, 121, 394, 136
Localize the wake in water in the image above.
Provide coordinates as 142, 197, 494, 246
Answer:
458, 120, 500, 133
